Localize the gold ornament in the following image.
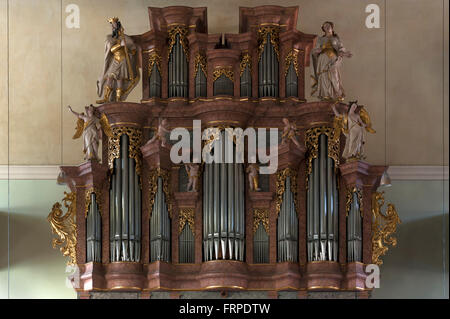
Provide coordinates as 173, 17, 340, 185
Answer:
240, 53, 252, 76
148, 50, 162, 78
148, 167, 173, 219
345, 186, 363, 217
372, 192, 401, 266
253, 209, 269, 234
275, 168, 299, 217
194, 52, 207, 77
305, 126, 340, 188
108, 126, 143, 176
284, 49, 300, 77
48, 192, 77, 265
213, 67, 234, 82
257, 26, 280, 61
84, 187, 102, 218
179, 208, 195, 234
168, 25, 189, 61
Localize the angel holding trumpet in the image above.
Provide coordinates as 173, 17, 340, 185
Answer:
68, 104, 112, 162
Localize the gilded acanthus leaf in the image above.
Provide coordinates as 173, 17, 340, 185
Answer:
179, 208, 195, 234
48, 191, 77, 265
372, 191, 401, 266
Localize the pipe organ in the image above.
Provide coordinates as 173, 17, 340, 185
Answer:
203, 131, 245, 261
50, 6, 399, 298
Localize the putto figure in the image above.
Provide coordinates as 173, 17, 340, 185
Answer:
96, 17, 139, 104
68, 104, 113, 162
332, 101, 375, 161
281, 118, 302, 150
148, 118, 170, 147
311, 21, 352, 102
185, 163, 200, 192
246, 163, 261, 192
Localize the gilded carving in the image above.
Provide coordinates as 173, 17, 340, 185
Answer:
284, 49, 300, 77
168, 25, 189, 61
275, 168, 299, 217
84, 187, 102, 218
240, 53, 252, 76
372, 192, 401, 266
194, 52, 207, 77
48, 192, 77, 265
305, 126, 340, 179
253, 209, 269, 234
148, 50, 162, 78
257, 26, 280, 61
345, 186, 363, 217
179, 208, 195, 234
108, 126, 143, 176
148, 167, 173, 218
213, 67, 234, 82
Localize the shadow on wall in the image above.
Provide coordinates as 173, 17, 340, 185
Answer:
373, 213, 449, 299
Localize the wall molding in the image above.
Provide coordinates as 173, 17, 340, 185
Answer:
0, 165, 448, 181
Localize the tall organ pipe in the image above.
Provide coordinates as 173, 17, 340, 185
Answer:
307, 133, 339, 261
277, 176, 298, 262
109, 134, 141, 262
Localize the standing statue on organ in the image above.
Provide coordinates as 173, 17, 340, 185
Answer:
281, 118, 303, 150
68, 104, 112, 162
331, 101, 375, 161
311, 21, 352, 102
96, 17, 140, 104
185, 163, 200, 192
148, 118, 170, 147
246, 163, 261, 192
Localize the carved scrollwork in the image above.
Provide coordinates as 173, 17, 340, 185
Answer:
240, 53, 252, 76
148, 50, 162, 78
213, 67, 234, 82
284, 49, 300, 77
168, 25, 189, 61
305, 126, 340, 178
48, 192, 77, 265
372, 191, 401, 266
345, 186, 363, 217
257, 26, 280, 61
84, 187, 102, 218
275, 168, 299, 217
179, 208, 195, 234
253, 209, 269, 234
194, 52, 207, 77
148, 167, 173, 218
108, 126, 143, 176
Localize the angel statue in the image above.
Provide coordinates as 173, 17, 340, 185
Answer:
311, 21, 352, 102
148, 118, 170, 147
331, 101, 376, 161
281, 118, 302, 150
246, 163, 261, 192
68, 104, 113, 162
96, 17, 140, 104
185, 163, 200, 192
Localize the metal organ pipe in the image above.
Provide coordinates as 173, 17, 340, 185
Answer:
203, 131, 245, 261
109, 134, 141, 262
307, 133, 339, 262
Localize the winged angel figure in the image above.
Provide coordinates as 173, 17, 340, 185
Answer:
68, 104, 113, 162
332, 101, 375, 161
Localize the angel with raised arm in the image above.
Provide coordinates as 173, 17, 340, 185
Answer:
331, 101, 375, 161
68, 104, 112, 162
185, 163, 200, 192
148, 118, 170, 147
281, 118, 302, 150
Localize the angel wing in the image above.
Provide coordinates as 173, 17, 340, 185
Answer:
360, 107, 376, 134
99, 113, 113, 138
72, 118, 84, 139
